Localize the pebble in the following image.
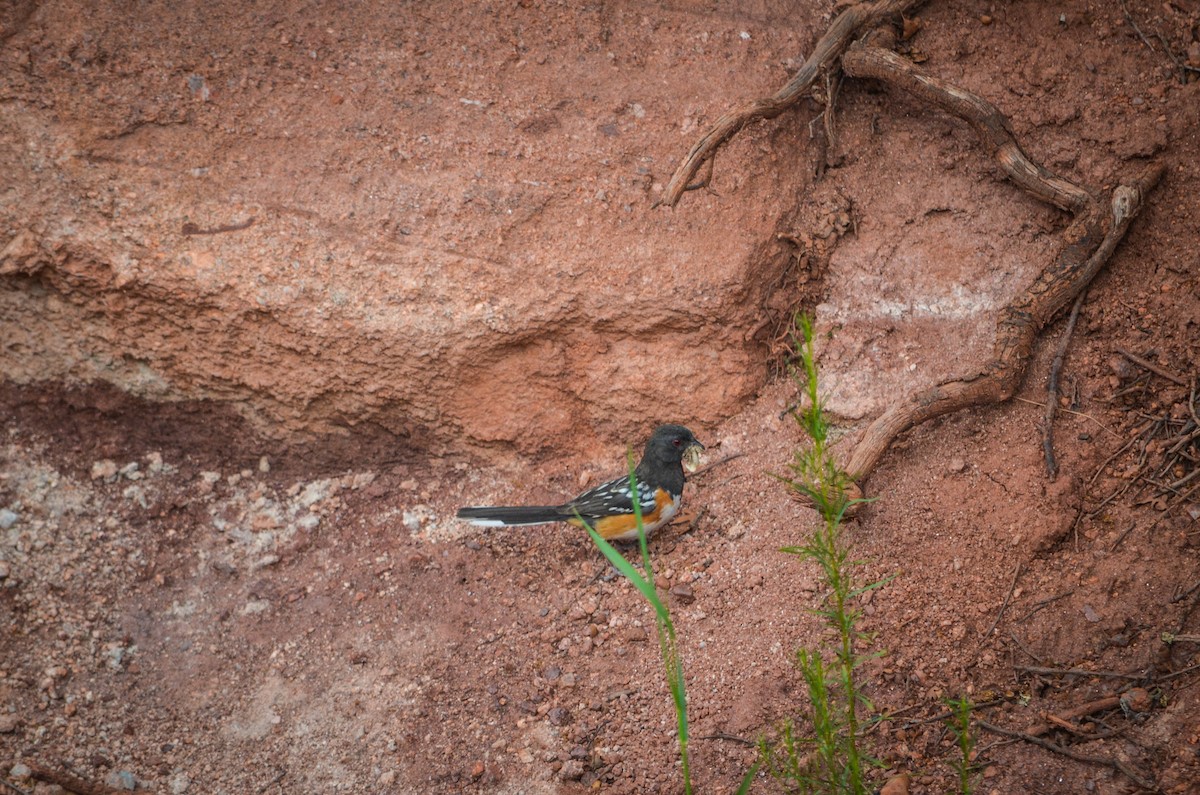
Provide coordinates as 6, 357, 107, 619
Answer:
547, 706, 572, 726
170, 772, 191, 794
559, 760, 586, 781
880, 772, 911, 795
0, 713, 19, 733
0, 508, 17, 529
669, 583, 695, 604
625, 626, 648, 642
469, 761, 485, 779
9, 763, 31, 780
91, 460, 119, 481
105, 770, 137, 791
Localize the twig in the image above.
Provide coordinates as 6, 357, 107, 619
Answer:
1171, 579, 1200, 604
977, 562, 1022, 653
1158, 662, 1200, 682
1114, 347, 1187, 386
1008, 630, 1043, 664
1119, 0, 1158, 53
1043, 290, 1087, 479
1110, 521, 1137, 552
1016, 590, 1074, 622
688, 452, 746, 479
976, 720, 1154, 791
899, 699, 1004, 729
1014, 397, 1119, 438
0, 778, 32, 795
1016, 665, 1147, 682
1120, 0, 1200, 83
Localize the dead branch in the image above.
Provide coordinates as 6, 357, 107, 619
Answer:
1044, 290, 1087, 479
1114, 347, 1187, 386
836, 40, 1164, 483
658, 0, 927, 207
975, 562, 1022, 655
976, 720, 1155, 791
1015, 665, 1147, 681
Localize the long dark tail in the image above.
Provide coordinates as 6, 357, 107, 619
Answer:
456, 505, 567, 527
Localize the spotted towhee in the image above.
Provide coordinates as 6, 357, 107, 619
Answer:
456, 424, 704, 540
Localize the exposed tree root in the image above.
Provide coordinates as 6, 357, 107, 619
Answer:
662, 3, 1164, 490
657, 0, 927, 208
837, 38, 1163, 485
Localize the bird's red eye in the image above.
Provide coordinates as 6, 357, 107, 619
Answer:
673, 438, 682, 447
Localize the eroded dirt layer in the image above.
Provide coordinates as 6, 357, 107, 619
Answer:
0, 0, 841, 456
3, 1, 1200, 794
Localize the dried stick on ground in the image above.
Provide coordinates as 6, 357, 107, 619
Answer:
977, 720, 1154, 791
1043, 290, 1088, 479
657, 0, 927, 207
837, 38, 1164, 484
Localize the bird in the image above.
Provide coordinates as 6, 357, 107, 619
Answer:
456, 424, 704, 541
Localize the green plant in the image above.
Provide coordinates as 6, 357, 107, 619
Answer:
945, 695, 977, 795
759, 313, 890, 794
586, 458, 692, 795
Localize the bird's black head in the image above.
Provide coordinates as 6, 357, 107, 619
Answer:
643, 424, 704, 464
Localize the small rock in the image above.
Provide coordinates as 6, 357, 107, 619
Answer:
561, 673, 577, 688
0, 560, 10, 580
880, 772, 911, 795
558, 760, 586, 781
376, 771, 395, 787
0, 508, 18, 529
1082, 604, 1101, 623
258, 456, 271, 473
104, 770, 137, 791
9, 763, 31, 780
625, 626, 648, 643
119, 462, 141, 480
0, 713, 19, 733
169, 772, 191, 794
1121, 687, 1151, 714
469, 761, 485, 779
947, 457, 966, 473
669, 583, 695, 604
547, 706, 572, 726
146, 452, 164, 474
91, 460, 119, 481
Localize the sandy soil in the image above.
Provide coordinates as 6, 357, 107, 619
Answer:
3, 2, 1200, 795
